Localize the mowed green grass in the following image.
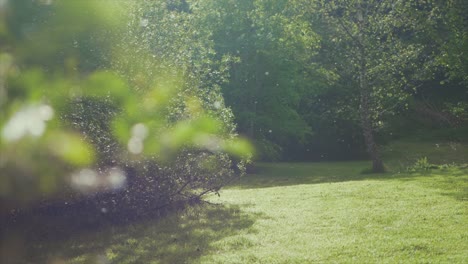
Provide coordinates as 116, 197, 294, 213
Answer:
34, 161, 467, 263
203, 162, 467, 263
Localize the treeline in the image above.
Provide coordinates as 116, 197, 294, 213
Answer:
184, 0, 467, 170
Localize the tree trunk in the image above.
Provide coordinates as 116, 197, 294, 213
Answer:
357, 8, 385, 173
248, 52, 261, 139
360, 90, 385, 173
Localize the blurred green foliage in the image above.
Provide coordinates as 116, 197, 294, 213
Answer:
0, 0, 251, 207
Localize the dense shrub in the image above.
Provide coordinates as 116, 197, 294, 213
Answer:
0, 1, 251, 216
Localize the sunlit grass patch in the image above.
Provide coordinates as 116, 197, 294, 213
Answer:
202, 162, 467, 263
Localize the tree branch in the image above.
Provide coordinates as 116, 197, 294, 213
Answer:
337, 17, 363, 49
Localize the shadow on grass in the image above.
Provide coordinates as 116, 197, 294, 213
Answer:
230, 162, 400, 189
231, 162, 468, 201
15, 203, 261, 263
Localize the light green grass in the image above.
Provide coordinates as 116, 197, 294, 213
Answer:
33, 161, 468, 263
202, 163, 467, 263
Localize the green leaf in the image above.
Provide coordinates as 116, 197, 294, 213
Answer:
47, 132, 95, 166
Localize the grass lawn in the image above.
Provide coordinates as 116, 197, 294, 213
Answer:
203, 162, 467, 263
27, 161, 468, 263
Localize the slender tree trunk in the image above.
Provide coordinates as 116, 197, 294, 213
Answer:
248, 99, 256, 138
357, 6, 385, 173
248, 52, 261, 139
359, 85, 385, 173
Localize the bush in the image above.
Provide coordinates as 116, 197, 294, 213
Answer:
0, 0, 252, 214
407, 157, 438, 172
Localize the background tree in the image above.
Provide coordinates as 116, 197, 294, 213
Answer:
313, 0, 438, 172
434, 0, 468, 85
190, 0, 322, 160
